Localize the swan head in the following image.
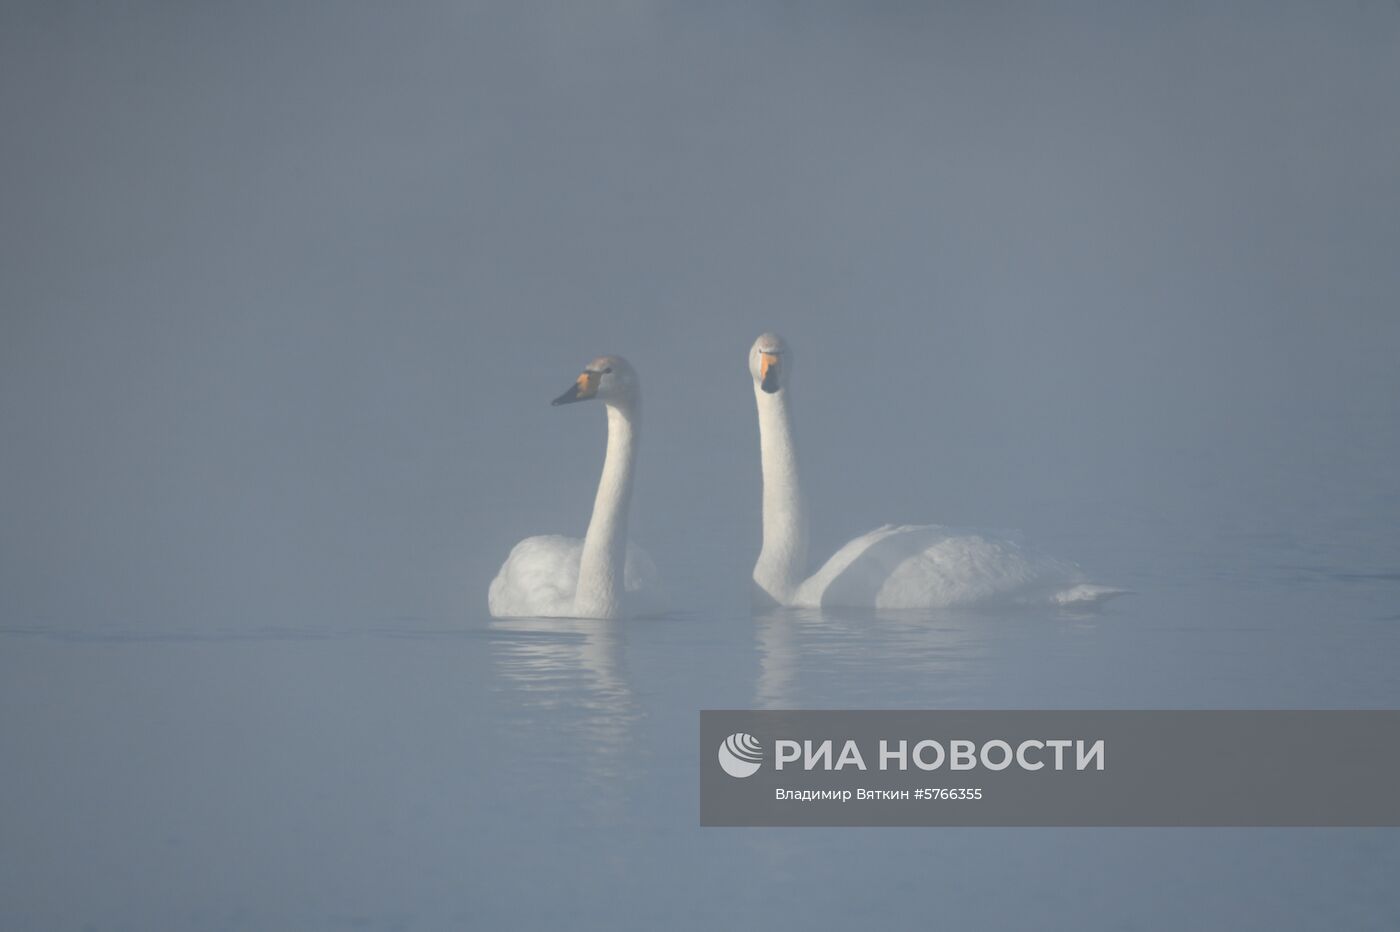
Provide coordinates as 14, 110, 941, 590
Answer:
552, 355, 638, 407
748, 332, 789, 394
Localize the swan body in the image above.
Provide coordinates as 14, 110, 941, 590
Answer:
748, 333, 1117, 610
488, 355, 665, 619
488, 534, 665, 618
791, 524, 1114, 609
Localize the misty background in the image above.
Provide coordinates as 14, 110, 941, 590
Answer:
3, 1, 1396, 631
5, 3, 1400, 930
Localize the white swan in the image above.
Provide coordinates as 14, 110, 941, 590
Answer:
748, 333, 1117, 610
489, 355, 665, 619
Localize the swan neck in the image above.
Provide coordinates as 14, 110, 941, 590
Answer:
575, 399, 638, 618
754, 387, 807, 604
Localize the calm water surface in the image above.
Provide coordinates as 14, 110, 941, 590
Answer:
2, 526, 1397, 930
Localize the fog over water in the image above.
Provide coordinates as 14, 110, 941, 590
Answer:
2, 2, 1398, 929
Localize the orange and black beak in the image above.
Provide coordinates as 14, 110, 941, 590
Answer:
759, 351, 781, 394
552, 370, 599, 406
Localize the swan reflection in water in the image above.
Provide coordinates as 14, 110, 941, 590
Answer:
756, 602, 1109, 709
488, 616, 639, 810
756, 607, 1000, 709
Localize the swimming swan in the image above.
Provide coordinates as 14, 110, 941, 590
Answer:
748, 333, 1116, 610
489, 355, 664, 619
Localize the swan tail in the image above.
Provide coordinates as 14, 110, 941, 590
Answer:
1050, 584, 1130, 606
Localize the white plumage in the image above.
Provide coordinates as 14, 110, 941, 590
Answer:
488, 535, 666, 619
748, 333, 1119, 611
488, 355, 666, 619
791, 524, 1114, 610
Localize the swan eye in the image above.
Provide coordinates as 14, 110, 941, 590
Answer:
602, 367, 613, 374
